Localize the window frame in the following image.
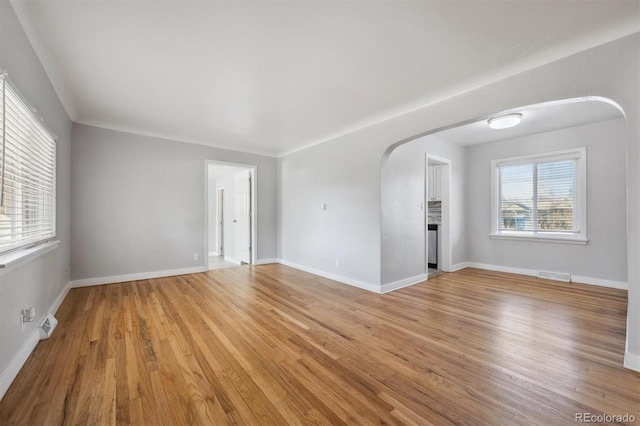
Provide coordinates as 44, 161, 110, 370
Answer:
0, 72, 57, 259
490, 147, 588, 245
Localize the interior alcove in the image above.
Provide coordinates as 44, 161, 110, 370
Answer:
380, 97, 627, 287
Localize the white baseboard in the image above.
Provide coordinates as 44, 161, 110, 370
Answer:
0, 280, 71, 401
467, 262, 538, 277
467, 262, 627, 290
571, 275, 627, 290
277, 259, 381, 293
223, 256, 242, 265
71, 266, 207, 288
624, 350, 640, 372
209, 251, 217, 256
254, 258, 278, 265
276, 261, 430, 294
51, 281, 72, 314
380, 273, 427, 294
0, 330, 39, 401
447, 262, 469, 272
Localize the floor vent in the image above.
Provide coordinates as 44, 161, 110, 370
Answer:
39, 314, 58, 340
538, 270, 571, 282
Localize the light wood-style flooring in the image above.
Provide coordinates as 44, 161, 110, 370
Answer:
1, 265, 638, 425
208, 255, 239, 270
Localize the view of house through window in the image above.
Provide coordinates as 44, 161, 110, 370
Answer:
499, 159, 577, 232
0, 73, 56, 254
492, 148, 586, 242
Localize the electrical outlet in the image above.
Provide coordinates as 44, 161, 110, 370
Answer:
20, 307, 36, 333
335, 259, 341, 268
193, 253, 199, 262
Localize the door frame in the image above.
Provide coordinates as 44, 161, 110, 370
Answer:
204, 160, 258, 266
217, 187, 224, 256
425, 154, 452, 275
234, 169, 252, 264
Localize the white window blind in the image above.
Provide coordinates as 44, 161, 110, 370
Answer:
499, 159, 577, 232
491, 148, 587, 243
0, 73, 56, 254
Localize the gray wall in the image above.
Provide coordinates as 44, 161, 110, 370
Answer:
278, 138, 383, 285
465, 118, 628, 283
381, 134, 466, 284
0, 0, 72, 390
70, 124, 277, 280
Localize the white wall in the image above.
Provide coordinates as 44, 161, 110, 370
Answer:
381, 134, 466, 284
0, 1, 72, 398
70, 124, 277, 281
465, 118, 628, 285
278, 34, 639, 366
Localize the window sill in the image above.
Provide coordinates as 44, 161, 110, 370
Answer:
0, 240, 60, 273
490, 234, 588, 245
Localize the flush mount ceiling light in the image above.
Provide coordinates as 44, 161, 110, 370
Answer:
488, 113, 522, 130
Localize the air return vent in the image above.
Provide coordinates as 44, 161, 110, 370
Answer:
39, 314, 58, 340
538, 270, 571, 282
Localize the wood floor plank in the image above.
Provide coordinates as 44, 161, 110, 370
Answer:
1, 265, 638, 425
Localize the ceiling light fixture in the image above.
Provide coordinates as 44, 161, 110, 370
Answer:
488, 113, 522, 130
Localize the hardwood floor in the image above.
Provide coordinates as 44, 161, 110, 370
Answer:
1, 265, 638, 425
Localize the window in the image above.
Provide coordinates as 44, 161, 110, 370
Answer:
0, 73, 56, 255
490, 148, 587, 244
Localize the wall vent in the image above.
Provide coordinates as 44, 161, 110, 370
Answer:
39, 314, 58, 340
538, 270, 571, 282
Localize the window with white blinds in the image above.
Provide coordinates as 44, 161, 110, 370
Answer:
491, 148, 587, 244
0, 73, 56, 255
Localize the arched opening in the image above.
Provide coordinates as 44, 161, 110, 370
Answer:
380, 96, 627, 291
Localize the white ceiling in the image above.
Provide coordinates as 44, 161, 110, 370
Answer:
11, 0, 639, 157
435, 98, 625, 146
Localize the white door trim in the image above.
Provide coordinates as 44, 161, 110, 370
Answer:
234, 170, 252, 264
426, 154, 452, 274
204, 160, 258, 266
217, 187, 224, 256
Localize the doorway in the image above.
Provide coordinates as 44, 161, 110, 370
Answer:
426, 154, 451, 277
205, 160, 257, 270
